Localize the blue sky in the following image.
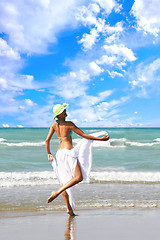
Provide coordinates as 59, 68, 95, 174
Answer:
0, 0, 160, 127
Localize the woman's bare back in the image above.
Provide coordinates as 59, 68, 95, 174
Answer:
54, 120, 73, 150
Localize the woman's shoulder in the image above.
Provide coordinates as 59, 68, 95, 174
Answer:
51, 120, 75, 128
65, 121, 75, 126
51, 121, 57, 128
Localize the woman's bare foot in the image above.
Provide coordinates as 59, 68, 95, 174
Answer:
67, 209, 76, 216
67, 205, 77, 216
47, 191, 59, 203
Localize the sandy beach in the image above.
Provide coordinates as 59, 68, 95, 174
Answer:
1, 209, 160, 240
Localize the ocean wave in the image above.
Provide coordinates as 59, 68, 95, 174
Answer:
78, 200, 160, 209
154, 138, 160, 142
0, 138, 45, 147
126, 140, 160, 147
0, 171, 59, 187
0, 138, 6, 142
1, 170, 160, 187
1, 199, 160, 212
73, 138, 126, 148
91, 137, 160, 148
0, 136, 160, 148
73, 136, 160, 148
90, 171, 160, 183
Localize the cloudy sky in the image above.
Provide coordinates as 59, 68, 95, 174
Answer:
0, 0, 160, 127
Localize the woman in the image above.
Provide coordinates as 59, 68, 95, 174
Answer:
46, 103, 109, 216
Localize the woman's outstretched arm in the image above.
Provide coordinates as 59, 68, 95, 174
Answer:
46, 123, 55, 160
70, 122, 109, 141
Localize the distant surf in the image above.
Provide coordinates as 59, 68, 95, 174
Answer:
1, 135, 160, 148
0, 138, 45, 147
1, 169, 160, 187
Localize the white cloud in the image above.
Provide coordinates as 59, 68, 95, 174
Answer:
25, 99, 37, 106
0, 73, 39, 118
2, 124, 9, 128
89, 61, 104, 75
128, 58, 160, 97
77, 70, 90, 82
97, 96, 129, 112
105, 22, 123, 34
68, 70, 90, 83
105, 34, 117, 44
98, 89, 114, 99
93, 0, 120, 14
19, 106, 25, 110
0, 0, 88, 121
0, 0, 83, 54
66, 89, 127, 125
17, 124, 23, 128
94, 43, 136, 77
0, 73, 36, 93
79, 21, 124, 50
131, 0, 160, 37
107, 70, 123, 78
78, 28, 99, 49
75, 3, 100, 26
10, 75, 35, 90
52, 73, 88, 100
0, 38, 20, 59
51, 88, 115, 125
103, 44, 137, 62
96, 55, 117, 65
20, 103, 56, 127
79, 89, 114, 107
1, 0, 154, 128
52, 56, 106, 100
0, 77, 8, 90
76, 1, 124, 51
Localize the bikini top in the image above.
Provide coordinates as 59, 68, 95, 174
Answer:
56, 120, 72, 142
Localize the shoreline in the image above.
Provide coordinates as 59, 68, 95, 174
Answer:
1, 208, 160, 240
1, 205, 160, 218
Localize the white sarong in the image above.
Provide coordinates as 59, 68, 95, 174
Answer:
52, 131, 107, 209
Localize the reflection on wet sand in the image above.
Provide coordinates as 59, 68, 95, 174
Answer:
64, 215, 76, 240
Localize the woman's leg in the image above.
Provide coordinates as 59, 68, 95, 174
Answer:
47, 160, 83, 203
62, 190, 75, 216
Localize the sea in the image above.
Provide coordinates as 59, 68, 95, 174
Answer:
0, 127, 160, 215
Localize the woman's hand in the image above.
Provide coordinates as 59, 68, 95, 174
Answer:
100, 135, 110, 141
48, 154, 54, 161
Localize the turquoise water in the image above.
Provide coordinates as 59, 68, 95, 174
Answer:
0, 128, 160, 211
0, 128, 160, 172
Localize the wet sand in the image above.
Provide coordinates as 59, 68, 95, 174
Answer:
0, 209, 160, 240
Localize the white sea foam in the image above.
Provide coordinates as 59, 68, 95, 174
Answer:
0, 140, 45, 147
78, 200, 160, 209
155, 138, 160, 142
1, 135, 160, 148
90, 171, 160, 183
1, 170, 160, 187
0, 171, 59, 187
0, 138, 6, 142
127, 141, 160, 147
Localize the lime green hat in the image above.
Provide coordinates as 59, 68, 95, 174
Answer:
53, 103, 68, 119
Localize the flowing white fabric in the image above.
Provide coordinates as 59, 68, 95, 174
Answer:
52, 131, 108, 209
